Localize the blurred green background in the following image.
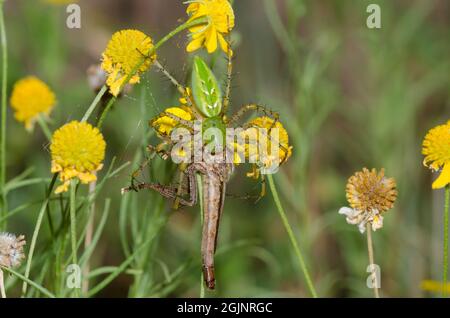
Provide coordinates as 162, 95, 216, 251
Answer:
1, 0, 449, 297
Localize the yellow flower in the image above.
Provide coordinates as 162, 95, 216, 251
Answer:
50, 121, 106, 194
186, 0, 235, 54
242, 117, 292, 167
151, 107, 194, 137
10, 76, 56, 131
422, 120, 450, 189
101, 29, 156, 97
421, 280, 450, 294
339, 168, 397, 233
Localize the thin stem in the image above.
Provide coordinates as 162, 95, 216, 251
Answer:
69, 180, 78, 264
96, 95, 116, 129
4, 266, 55, 298
82, 179, 97, 295
0, 1, 8, 231
81, 85, 107, 122
443, 185, 449, 297
69, 179, 79, 297
0, 268, 5, 298
267, 174, 317, 298
22, 174, 57, 296
366, 223, 380, 298
36, 114, 52, 141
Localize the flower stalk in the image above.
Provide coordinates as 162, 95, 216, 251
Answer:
366, 223, 380, 298
267, 174, 317, 298
443, 185, 449, 297
0, 0, 8, 231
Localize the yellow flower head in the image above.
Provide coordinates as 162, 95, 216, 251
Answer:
422, 120, 450, 189
242, 117, 292, 167
50, 121, 106, 194
101, 29, 156, 97
186, 0, 235, 54
151, 107, 194, 137
339, 168, 397, 233
10, 76, 56, 131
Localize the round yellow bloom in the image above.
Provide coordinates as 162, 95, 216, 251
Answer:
10, 76, 56, 130
101, 29, 156, 97
186, 0, 235, 54
151, 107, 194, 137
50, 121, 106, 194
422, 120, 450, 189
242, 116, 292, 165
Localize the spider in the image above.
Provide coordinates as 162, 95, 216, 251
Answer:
122, 37, 292, 290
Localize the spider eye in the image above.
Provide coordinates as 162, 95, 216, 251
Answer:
191, 56, 222, 118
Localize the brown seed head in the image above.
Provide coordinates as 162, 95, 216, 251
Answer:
346, 168, 397, 214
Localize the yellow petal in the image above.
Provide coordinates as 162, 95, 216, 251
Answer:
186, 36, 204, 53
55, 181, 70, 194
205, 27, 218, 53
218, 33, 232, 56
432, 163, 450, 189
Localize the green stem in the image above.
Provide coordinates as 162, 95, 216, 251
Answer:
96, 17, 207, 129
22, 174, 57, 296
69, 179, 79, 297
81, 85, 107, 123
443, 185, 449, 297
4, 266, 55, 298
36, 114, 52, 141
366, 223, 380, 298
69, 180, 78, 264
267, 174, 317, 298
0, 1, 8, 231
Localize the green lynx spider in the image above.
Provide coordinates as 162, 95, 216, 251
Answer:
122, 39, 289, 290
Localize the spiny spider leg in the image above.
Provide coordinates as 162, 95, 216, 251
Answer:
226, 173, 266, 203
222, 15, 233, 116
227, 103, 280, 127
152, 58, 202, 119
128, 142, 170, 191
150, 111, 195, 130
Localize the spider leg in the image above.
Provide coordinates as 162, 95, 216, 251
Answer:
153, 59, 202, 119
227, 103, 280, 127
150, 111, 195, 130
222, 16, 233, 116
129, 142, 170, 191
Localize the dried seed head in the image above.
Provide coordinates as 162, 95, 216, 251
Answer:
0, 233, 26, 268
339, 168, 397, 233
346, 168, 397, 213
